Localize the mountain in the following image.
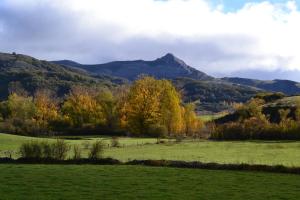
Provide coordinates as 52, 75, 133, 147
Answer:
222, 77, 300, 95
0, 52, 123, 99
54, 54, 300, 96
173, 78, 260, 112
53, 53, 213, 81
3, 51, 299, 113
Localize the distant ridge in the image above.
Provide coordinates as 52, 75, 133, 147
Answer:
54, 54, 300, 96
53, 53, 214, 81
222, 77, 300, 95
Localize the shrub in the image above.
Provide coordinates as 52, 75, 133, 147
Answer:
175, 135, 184, 143
148, 124, 167, 138
52, 139, 70, 160
73, 144, 82, 160
111, 137, 120, 147
19, 140, 70, 160
41, 142, 53, 159
19, 141, 43, 159
88, 140, 105, 160
212, 117, 300, 140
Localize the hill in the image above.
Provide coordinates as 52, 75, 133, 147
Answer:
216, 94, 300, 124
222, 77, 300, 95
53, 53, 214, 81
0, 52, 124, 99
173, 78, 259, 112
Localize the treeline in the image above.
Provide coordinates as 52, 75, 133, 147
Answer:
212, 97, 300, 140
0, 76, 202, 137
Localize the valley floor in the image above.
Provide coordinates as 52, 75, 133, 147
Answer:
1, 133, 300, 166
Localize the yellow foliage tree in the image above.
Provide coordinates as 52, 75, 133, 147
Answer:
62, 87, 104, 127
34, 90, 59, 129
124, 77, 162, 135
122, 76, 186, 136
159, 80, 183, 135
96, 89, 118, 129
182, 103, 202, 136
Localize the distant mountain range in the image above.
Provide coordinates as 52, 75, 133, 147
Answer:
1, 51, 300, 112
54, 53, 300, 96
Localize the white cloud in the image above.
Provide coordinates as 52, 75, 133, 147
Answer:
1, 0, 300, 77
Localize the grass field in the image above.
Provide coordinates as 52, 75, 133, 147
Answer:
0, 165, 299, 200
1, 133, 300, 166
199, 113, 226, 122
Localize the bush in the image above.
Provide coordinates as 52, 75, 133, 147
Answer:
41, 142, 53, 159
175, 135, 184, 143
52, 139, 70, 160
19, 141, 43, 159
19, 139, 70, 160
88, 140, 105, 160
111, 137, 120, 147
148, 124, 167, 138
212, 117, 300, 140
73, 144, 82, 160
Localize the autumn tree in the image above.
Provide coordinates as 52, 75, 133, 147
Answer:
236, 98, 266, 122
34, 89, 59, 131
182, 103, 202, 136
122, 76, 188, 136
159, 80, 183, 136
62, 86, 104, 127
123, 77, 162, 135
96, 89, 118, 129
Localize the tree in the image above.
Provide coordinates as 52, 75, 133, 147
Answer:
6, 93, 36, 120
159, 80, 183, 136
124, 76, 162, 135
236, 98, 266, 122
182, 103, 202, 136
96, 89, 118, 129
62, 86, 104, 127
34, 89, 59, 131
121, 76, 188, 136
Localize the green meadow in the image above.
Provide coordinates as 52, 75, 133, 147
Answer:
1, 133, 300, 166
0, 165, 299, 200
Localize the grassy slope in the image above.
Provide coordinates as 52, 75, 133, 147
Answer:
1, 133, 300, 166
199, 113, 226, 122
0, 165, 299, 200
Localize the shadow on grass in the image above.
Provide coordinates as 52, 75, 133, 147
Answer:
1, 157, 300, 175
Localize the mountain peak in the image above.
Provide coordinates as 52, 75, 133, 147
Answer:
160, 53, 178, 62
158, 53, 188, 68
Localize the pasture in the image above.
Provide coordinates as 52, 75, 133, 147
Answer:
1, 133, 300, 166
0, 165, 299, 200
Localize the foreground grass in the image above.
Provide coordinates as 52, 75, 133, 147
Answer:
0, 165, 299, 200
1, 133, 300, 166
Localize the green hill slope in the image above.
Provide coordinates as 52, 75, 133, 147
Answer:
0, 52, 124, 99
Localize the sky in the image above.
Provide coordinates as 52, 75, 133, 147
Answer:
1, 0, 300, 81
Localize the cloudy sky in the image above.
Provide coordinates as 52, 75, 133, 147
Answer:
1, 0, 300, 80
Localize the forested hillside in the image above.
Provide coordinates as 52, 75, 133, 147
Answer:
0, 52, 124, 99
